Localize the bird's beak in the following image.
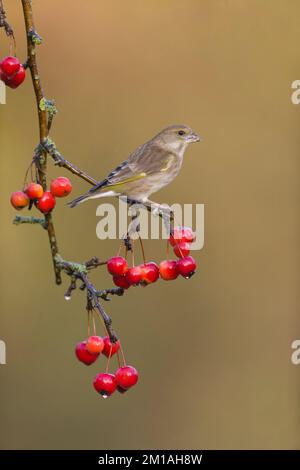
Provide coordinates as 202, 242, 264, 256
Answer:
187, 132, 202, 143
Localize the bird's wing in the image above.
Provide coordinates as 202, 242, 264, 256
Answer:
87, 160, 146, 194
127, 142, 175, 175
88, 144, 173, 194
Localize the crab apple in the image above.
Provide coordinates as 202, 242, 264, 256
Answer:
75, 341, 99, 365
115, 366, 139, 390
93, 373, 117, 398
173, 241, 191, 259
107, 256, 128, 276
159, 260, 178, 281
177, 256, 197, 278
36, 191, 56, 213
50, 177, 72, 197
25, 182, 44, 200
141, 262, 159, 284
169, 226, 195, 246
126, 265, 143, 285
113, 275, 130, 289
86, 335, 104, 354
10, 191, 29, 210
102, 336, 120, 358
3, 65, 26, 89
0, 56, 20, 77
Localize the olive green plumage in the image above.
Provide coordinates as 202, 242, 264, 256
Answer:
68, 124, 201, 208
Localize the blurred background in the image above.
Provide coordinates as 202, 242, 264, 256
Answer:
0, 0, 300, 450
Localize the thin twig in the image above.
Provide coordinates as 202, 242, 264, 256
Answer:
54, 255, 118, 341
0, 0, 14, 37
13, 215, 46, 227
81, 273, 117, 342
41, 139, 97, 186
96, 288, 124, 301
85, 256, 107, 269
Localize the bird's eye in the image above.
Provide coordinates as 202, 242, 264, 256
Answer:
178, 130, 186, 136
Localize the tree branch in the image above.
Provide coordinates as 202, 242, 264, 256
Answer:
20, 1, 118, 342
22, 0, 61, 284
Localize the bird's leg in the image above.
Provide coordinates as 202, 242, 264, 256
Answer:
128, 212, 147, 266
123, 197, 174, 251
147, 199, 173, 218
143, 198, 174, 237
125, 197, 174, 221
122, 234, 132, 252
121, 203, 141, 252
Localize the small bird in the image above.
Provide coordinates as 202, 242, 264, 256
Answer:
68, 124, 201, 208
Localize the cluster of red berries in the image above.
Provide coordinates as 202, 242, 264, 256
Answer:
0, 56, 26, 89
10, 177, 72, 214
107, 226, 197, 289
161, 226, 197, 279
75, 336, 138, 398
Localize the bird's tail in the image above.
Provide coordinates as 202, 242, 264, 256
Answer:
68, 193, 92, 208
68, 189, 118, 208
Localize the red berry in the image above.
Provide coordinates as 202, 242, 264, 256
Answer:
0, 56, 20, 77
177, 256, 197, 278
50, 177, 72, 197
173, 241, 191, 259
159, 260, 179, 280
126, 265, 143, 285
107, 256, 128, 276
75, 341, 99, 365
93, 373, 117, 398
10, 191, 29, 210
115, 366, 139, 390
4, 65, 26, 89
36, 191, 56, 213
141, 262, 159, 284
86, 335, 104, 354
113, 275, 130, 289
102, 336, 120, 357
25, 182, 44, 200
169, 226, 195, 246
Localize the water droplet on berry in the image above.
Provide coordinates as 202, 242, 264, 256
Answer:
64, 294, 71, 301
101, 393, 108, 399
